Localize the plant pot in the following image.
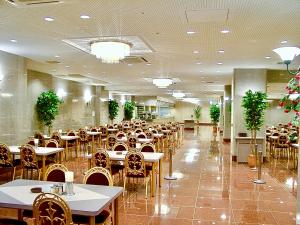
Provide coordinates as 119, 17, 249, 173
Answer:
248, 154, 256, 168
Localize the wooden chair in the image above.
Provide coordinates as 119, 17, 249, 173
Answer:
134, 128, 143, 134
78, 129, 90, 156
73, 167, 112, 225
34, 131, 45, 147
124, 151, 151, 198
45, 139, 59, 164
44, 164, 68, 182
100, 127, 108, 148
106, 134, 117, 150
116, 131, 126, 139
50, 131, 62, 146
0, 143, 16, 181
20, 144, 41, 180
127, 136, 137, 149
140, 143, 156, 153
112, 143, 128, 152
33, 193, 73, 225
145, 131, 153, 140
274, 135, 289, 159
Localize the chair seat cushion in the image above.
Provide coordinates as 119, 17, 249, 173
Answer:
73, 209, 110, 224
0, 219, 27, 225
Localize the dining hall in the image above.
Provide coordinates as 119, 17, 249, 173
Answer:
0, 0, 300, 224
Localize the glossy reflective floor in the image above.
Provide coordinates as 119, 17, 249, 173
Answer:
0, 127, 297, 224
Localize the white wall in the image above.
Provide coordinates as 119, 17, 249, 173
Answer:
265, 99, 294, 126
173, 101, 211, 123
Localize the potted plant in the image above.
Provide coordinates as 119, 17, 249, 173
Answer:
209, 104, 220, 133
241, 90, 267, 168
108, 99, 119, 123
194, 106, 201, 124
124, 101, 135, 121
36, 90, 62, 135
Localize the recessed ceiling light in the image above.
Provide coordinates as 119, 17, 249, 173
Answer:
199, 70, 203, 73
217, 70, 221, 73
196, 62, 202, 65
217, 62, 223, 65
44, 17, 54, 22
128, 63, 133, 66
54, 55, 60, 58
80, 15, 90, 19
218, 49, 225, 53
280, 40, 288, 44
146, 63, 151, 66
10, 39, 17, 43
187, 31, 195, 35
265, 56, 271, 59
221, 29, 230, 34
193, 50, 199, 54
65, 65, 70, 68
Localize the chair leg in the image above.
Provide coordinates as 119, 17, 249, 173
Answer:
12, 167, 16, 180
123, 177, 127, 197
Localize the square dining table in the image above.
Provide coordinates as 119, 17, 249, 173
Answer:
86, 151, 164, 197
9, 146, 64, 179
0, 179, 123, 225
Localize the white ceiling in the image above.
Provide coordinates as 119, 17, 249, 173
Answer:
0, 0, 299, 100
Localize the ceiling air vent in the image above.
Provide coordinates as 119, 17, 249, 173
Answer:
5, 0, 64, 7
120, 56, 148, 64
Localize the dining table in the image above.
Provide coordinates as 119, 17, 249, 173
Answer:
9, 146, 64, 179
0, 179, 123, 225
86, 151, 164, 197
61, 135, 79, 160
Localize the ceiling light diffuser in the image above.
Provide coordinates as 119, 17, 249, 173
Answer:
152, 78, 173, 88
80, 15, 90, 19
172, 92, 185, 98
91, 41, 131, 64
221, 29, 229, 34
44, 17, 54, 22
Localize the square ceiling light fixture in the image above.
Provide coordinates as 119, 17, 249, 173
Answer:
185, 9, 230, 23
63, 36, 153, 64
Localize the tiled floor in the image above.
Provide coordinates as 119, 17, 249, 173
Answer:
0, 127, 297, 224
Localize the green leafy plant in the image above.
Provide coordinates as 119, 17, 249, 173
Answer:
194, 106, 201, 121
241, 90, 268, 153
209, 104, 220, 125
36, 90, 62, 134
108, 99, 119, 122
124, 101, 135, 120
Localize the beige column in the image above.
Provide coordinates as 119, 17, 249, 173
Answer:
223, 85, 232, 142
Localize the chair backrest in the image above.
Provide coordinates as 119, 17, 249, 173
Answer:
145, 131, 153, 139
0, 143, 13, 167
94, 150, 111, 170
272, 132, 279, 136
67, 130, 76, 136
151, 129, 158, 134
140, 143, 156, 153
90, 127, 98, 132
100, 127, 108, 136
107, 125, 114, 129
107, 134, 117, 150
27, 138, 35, 146
134, 128, 143, 134
128, 136, 137, 148
50, 131, 61, 143
78, 129, 88, 142
20, 144, 37, 168
44, 164, 68, 182
137, 132, 147, 139
278, 135, 288, 145
45, 139, 59, 148
116, 131, 126, 138
33, 193, 73, 225
83, 167, 113, 186
112, 143, 128, 152
34, 131, 45, 147
125, 151, 146, 177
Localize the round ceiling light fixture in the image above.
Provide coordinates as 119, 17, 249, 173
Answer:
91, 40, 131, 64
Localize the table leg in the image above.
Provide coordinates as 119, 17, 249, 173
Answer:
76, 139, 79, 158
92, 136, 95, 155
114, 197, 120, 225
89, 216, 95, 225
159, 158, 162, 187
65, 140, 69, 161
151, 163, 156, 197
293, 147, 296, 169
18, 209, 22, 221
88, 158, 92, 169
42, 156, 46, 180
58, 152, 62, 164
